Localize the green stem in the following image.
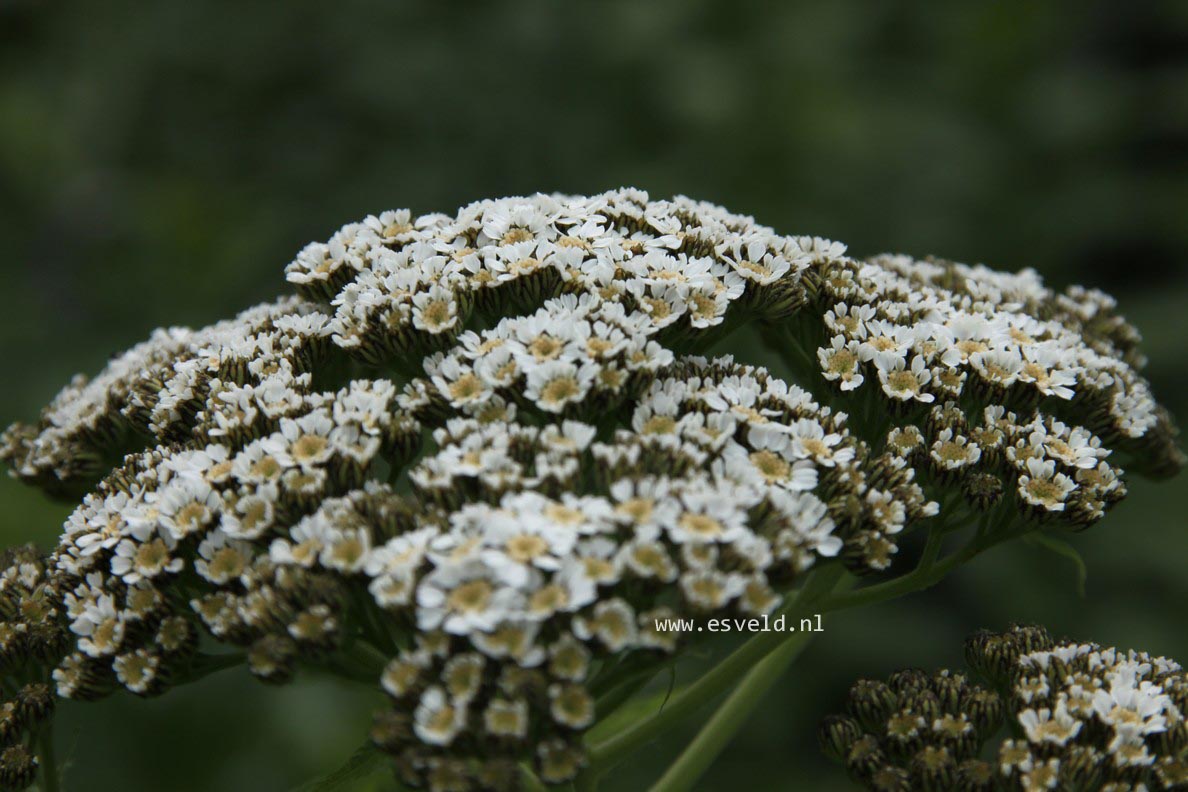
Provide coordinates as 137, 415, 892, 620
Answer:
648, 624, 815, 792
38, 725, 59, 792
348, 636, 392, 676
326, 643, 387, 686
593, 670, 661, 727
639, 527, 977, 790
585, 521, 1026, 783
820, 525, 1019, 613
519, 765, 547, 792
573, 770, 600, 792
352, 588, 399, 657
919, 522, 945, 569
585, 564, 844, 774
329, 663, 378, 686
181, 652, 244, 685
587, 653, 647, 698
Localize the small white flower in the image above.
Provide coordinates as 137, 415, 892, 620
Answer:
1018, 704, 1082, 745
877, 355, 934, 403
413, 686, 466, 746
412, 284, 460, 335
818, 335, 865, 391
524, 360, 598, 413
1018, 457, 1076, 512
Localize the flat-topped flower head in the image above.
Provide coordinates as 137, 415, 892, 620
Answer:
0, 190, 1181, 791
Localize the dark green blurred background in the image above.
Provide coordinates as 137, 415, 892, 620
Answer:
2, 1, 1186, 789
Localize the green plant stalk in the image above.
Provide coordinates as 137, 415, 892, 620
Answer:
519, 765, 547, 792
584, 563, 845, 776
661, 528, 1021, 790
592, 670, 662, 728
38, 724, 59, 792
325, 641, 388, 686
351, 592, 401, 658
573, 772, 600, 792
347, 638, 390, 675
648, 622, 815, 792
640, 529, 954, 791
583, 520, 1022, 787
646, 520, 1019, 790
820, 522, 1025, 613
180, 652, 245, 685
323, 659, 378, 686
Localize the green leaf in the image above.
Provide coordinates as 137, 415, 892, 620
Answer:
1024, 532, 1088, 597
292, 743, 391, 792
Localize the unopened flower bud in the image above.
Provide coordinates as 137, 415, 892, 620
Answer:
818, 714, 863, 763
247, 634, 298, 685
961, 473, 1003, 511
956, 758, 994, 791
14, 683, 53, 728
845, 734, 885, 781
370, 710, 413, 755
0, 744, 37, 790
846, 679, 899, 733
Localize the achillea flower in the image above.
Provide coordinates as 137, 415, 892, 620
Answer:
0, 190, 1181, 790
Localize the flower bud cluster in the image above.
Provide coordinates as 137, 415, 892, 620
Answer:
0, 547, 62, 791
822, 625, 1188, 791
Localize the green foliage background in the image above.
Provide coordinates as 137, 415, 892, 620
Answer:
1, 1, 1185, 789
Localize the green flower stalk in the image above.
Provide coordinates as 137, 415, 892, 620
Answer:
0, 189, 1180, 790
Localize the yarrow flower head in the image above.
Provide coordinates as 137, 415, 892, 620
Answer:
0, 190, 1181, 790
821, 625, 1188, 792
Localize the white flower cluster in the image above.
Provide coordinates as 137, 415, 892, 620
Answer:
811, 253, 1180, 476
883, 401, 1130, 528
0, 190, 1181, 790
824, 625, 1188, 791
990, 628, 1188, 792
1010, 643, 1184, 776
44, 374, 417, 700
1, 298, 334, 488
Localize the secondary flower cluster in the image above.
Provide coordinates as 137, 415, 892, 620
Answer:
0, 190, 1180, 790
821, 625, 1188, 791
884, 401, 1128, 529
0, 547, 62, 791
1, 298, 333, 492
809, 254, 1180, 478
